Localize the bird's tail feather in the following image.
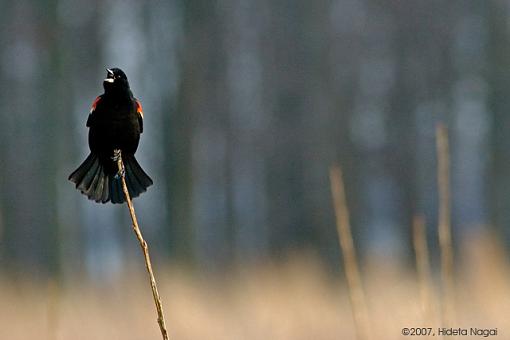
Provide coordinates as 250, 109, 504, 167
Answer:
116, 154, 154, 203
69, 153, 110, 203
109, 174, 124, 204
69, 153, 153, 204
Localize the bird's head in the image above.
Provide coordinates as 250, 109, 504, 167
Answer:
103, 67, 130, 91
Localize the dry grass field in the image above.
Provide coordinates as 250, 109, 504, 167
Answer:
1, 230, 508, 340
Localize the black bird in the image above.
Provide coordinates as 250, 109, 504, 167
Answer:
69, 68, 153, 204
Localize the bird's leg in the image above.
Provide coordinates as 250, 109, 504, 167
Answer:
112, 149, 126, 179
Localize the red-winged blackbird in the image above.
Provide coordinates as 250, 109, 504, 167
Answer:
69, 68, 153, 204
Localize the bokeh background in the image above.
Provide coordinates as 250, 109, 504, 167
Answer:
1, 0, 510, 339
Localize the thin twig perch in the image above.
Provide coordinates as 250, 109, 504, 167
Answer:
412, 215, 434, 324
115, 149, 169, 340
329, 165, 371, 340
436, 123, 455, 328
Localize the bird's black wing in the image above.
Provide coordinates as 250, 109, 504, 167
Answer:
86, 96, 102, 127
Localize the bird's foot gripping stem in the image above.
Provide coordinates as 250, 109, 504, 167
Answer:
112, 149, 125, 179
112, 149, 122, 161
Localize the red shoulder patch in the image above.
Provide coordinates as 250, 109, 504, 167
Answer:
136, 99, 144, 119
90, 96, 101, 113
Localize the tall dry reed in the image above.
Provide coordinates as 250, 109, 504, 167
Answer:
436, 124, 455, 328
330, 165, 371, 340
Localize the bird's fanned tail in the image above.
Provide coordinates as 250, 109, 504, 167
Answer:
68, 153, 108, 203
69, 153, 153, 204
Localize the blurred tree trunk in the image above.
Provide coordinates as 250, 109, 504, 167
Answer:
326, 0, 365, 264
487, 2, 510, 243
0, 4, 11, 267
36, 0, 62, 277
170, 0, 231, 265
0, 1, 62, 275
262, 0, 311, 254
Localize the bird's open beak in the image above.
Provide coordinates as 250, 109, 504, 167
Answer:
104, 68, 114, 83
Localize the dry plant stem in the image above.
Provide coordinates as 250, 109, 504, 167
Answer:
329, 165, 371, 340
412, 215, 434, 324
116, 150, 169, 340
436, 124, 455, 328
